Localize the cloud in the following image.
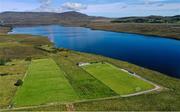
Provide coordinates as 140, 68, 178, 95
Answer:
34, 0, 54, 12
157, 3, 164, 7
62, 2, 87, 11
33, 1, 87, 12
38, 0, 52, 5
143, 0, 168, 5
121, 6, 127, 9
81, 2, 180, 17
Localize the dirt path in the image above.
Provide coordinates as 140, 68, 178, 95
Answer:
66, 104, 75, 112
0, 102, 63, 111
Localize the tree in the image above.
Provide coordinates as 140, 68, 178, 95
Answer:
14, 79, 23, 86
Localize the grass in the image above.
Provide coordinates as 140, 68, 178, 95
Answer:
0, 26, 11, 34
51, 51, 180, 111
0, 60, 29, 108
88, 22, 180, 40
1, 50, 179, 111
13, 104, 67, 111
0, 34, 51, 46
53, 56, 117, 99
13, 59, 78, 107
0, 34, 179, 111
82, 62, 154, 95
35, 45, 57, 53
0, 34, 52, 59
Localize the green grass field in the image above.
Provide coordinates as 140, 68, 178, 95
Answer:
82, 62, 155, 95
53, 56, 117, 99
13, 59, 78, 107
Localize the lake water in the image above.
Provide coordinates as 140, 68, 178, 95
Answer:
10, 25, 180, 78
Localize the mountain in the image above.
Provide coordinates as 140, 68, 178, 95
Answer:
1, 11, 179, 27
112, 15, 180, 23
0, 11, 98, 26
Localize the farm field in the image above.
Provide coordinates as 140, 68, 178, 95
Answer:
13, 59, 78, 107
82, 62, 155, 95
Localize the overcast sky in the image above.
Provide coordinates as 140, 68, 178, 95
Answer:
0, 0, 180, 17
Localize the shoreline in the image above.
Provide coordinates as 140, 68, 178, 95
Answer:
3, 23, 180, 41
86, 22, 180, 40
87, 26, 180, 41
3, 24, 180, 78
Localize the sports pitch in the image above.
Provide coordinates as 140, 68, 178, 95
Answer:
13, 59, 78, 107
13, 59, 155, 107
82, 62, 155, 95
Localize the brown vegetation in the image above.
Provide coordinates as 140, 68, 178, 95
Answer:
87, 22, 180, 40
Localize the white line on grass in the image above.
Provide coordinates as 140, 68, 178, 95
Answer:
120, 68, 161, 97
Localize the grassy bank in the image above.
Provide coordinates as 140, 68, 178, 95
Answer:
0, 34, 52, 59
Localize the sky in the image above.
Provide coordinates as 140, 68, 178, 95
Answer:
0, 0, 180, 17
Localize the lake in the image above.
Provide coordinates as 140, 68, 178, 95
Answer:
9, 25, 180, 78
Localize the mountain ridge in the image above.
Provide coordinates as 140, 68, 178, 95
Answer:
0, 11, 97, 26
0, 11, 179, 26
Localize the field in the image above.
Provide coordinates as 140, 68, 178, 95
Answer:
82, 62, 154, 95
54, 56, 117, 99
10, 57, 155, 108
13, 59, 78, 107
0, 34, 52, 59
0, 60, 29, 108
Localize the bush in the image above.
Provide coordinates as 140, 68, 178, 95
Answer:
58, 48, 69, 52
0, 73, 9, 76
14, 79, 23, 86
64, 55, 68, 58
0, 59, 6, 65
25, 57, 32, 61
90, 61, 98, 64
0, 58, 12, 66
101, 61, 105, 64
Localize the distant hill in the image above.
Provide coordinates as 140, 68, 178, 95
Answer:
0, 11, 109, 26
112, 15, 180, 23
1, 11, 179, 26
